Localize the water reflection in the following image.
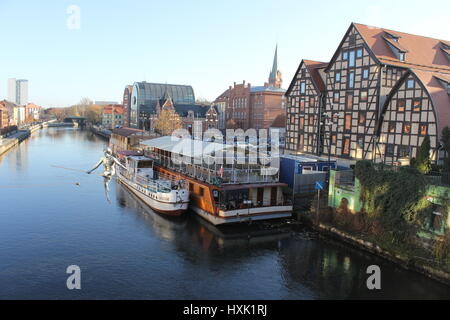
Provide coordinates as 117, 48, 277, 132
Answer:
115, 181, 188, 242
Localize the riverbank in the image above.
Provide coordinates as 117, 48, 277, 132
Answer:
294, 203, 450, 285
90, 124, 111, 139
0, 120, 55, 157
313, 222, 450, 285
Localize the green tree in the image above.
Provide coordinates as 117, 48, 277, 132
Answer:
441, 126, 450, 172
414, 135, 432, 174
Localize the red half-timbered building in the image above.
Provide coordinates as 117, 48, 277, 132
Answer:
285, 22, 450, 164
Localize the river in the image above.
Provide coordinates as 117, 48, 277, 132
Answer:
0, 127, 448, 299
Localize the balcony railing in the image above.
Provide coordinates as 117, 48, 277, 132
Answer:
144, 151, 279, 185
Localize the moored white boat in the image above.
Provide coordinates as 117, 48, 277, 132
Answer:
115, 155, 190, 216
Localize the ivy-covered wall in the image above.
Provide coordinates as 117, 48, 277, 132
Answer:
327, 162, 450, 238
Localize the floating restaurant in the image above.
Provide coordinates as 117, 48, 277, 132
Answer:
139, 136, 293, 225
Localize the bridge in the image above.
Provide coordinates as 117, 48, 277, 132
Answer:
64, 116, 87, 126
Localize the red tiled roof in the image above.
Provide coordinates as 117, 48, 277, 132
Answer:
412, 69, 450, 135
103, 105, 125, 115
354, 23, 450, 73
286, 60, 328, 95
303, 60, 328, 92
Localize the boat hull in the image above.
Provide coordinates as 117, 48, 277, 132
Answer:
117, 176, 189, 217
191, 204, 292, 226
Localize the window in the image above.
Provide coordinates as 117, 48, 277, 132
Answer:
348, 51, 356, 67
199, 187, 205, 196
362, 68, 369, 79
299, 117, 304, 130
420, 124, 428, 135
189, 183, 194, 192
388, 122, 396, 133
403, 123, 411, 134
342, 51, 348, 60
398, 99, 406, 112
358, 112, 366, 125
346, 92, 353, 109
348, 71, 355, 88
309, 97, 315, 105
290, 115, 295, 123
360, 90, 368, 102
407, 79, 414, 89
331, 134, 337, 144
335, 72, 341, 82
300, 82, 306, 94
301, 69, 306, 77
398, 145, 410, 158
343, 138, 351, 155
333, 92, 340, 103
357, 48, 363, 58
399, 52, 405, 61
300, 100, 305, 112
386, 144, 395, 157
413, 99, 421, 112
345, 114, 352, 130
357, 135, 364, 149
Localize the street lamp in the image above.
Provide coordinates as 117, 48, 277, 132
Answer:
321, 111, 340, 188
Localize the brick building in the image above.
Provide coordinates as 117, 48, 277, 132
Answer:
122, 85, 133, 127
0, 103, 8, 128
214, 46, 286, 131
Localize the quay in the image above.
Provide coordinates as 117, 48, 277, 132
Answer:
90, 124, 112, 139
0, 120, 55, 157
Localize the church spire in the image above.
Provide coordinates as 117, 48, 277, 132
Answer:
269, 44, 278, 83
268, 44, 282, 88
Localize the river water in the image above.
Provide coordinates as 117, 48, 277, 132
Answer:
0, 127, 448, 299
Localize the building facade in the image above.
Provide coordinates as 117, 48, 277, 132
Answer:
0, 103, 8, 128
122, 85, 133, 127
285, 23, 450, 164
286, 59, 328, 155
25, 103, 42, 123
154, 94, 216, 133
102, 105, 125, 128
214, 46, 286, 131
129, 82, 195, 129
8, 79, 28, 106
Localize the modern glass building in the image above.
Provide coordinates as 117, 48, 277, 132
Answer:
130, 82, 195, 128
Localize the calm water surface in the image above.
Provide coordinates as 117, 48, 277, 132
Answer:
0, 128, 449, 299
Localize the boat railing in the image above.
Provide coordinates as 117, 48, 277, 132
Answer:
145, 151, 279, 185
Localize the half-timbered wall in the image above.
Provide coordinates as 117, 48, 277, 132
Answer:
324, 26, 381, 160
377, 73, 438, 163
286, 63, 322, 154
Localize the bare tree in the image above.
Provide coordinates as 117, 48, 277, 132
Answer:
154, 109, 183, 135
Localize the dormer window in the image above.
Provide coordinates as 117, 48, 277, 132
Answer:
440, 41, 450, 50
385, 31, 400, 42
434, 75, 450, 95
383, 33, 407, 61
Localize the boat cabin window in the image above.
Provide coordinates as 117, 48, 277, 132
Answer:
137, 160, 153, 168
222, 190, 249, 210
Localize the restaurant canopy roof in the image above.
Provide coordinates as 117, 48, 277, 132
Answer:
141, 136, 233, 158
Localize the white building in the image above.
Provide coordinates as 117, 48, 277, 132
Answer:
8, 78, 28, 106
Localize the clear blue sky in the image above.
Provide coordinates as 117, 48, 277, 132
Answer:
0, 0, 449, 108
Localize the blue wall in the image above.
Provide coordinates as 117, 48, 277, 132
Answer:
280, 156, 337, 188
